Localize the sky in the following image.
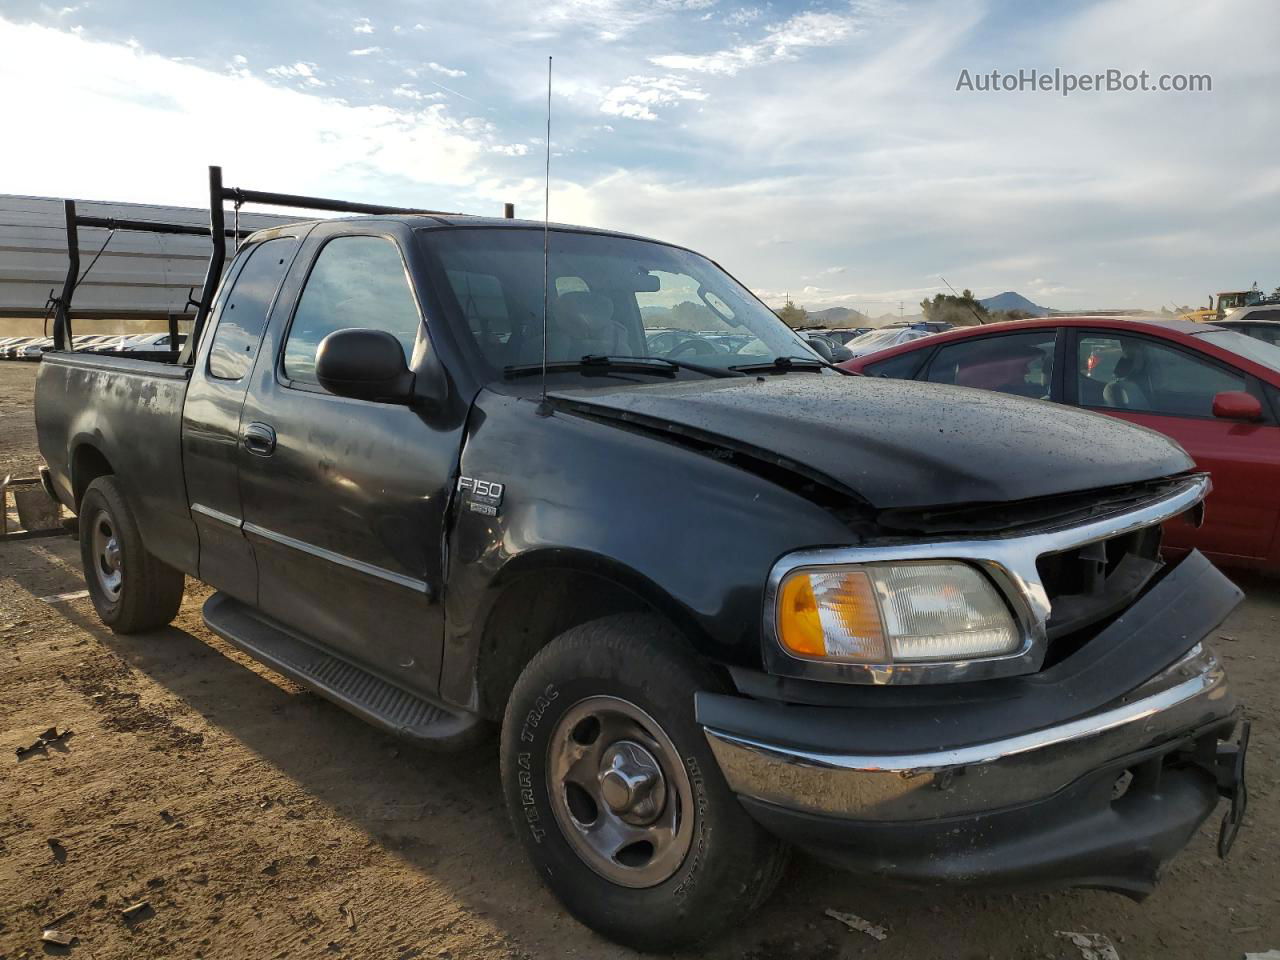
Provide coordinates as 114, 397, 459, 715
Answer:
1, 0, 1276, 314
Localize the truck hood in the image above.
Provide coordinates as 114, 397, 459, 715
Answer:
549, 374, 1193, 510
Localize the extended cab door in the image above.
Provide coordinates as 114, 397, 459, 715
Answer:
235, 222, 461, 696
183, 234, 302, 601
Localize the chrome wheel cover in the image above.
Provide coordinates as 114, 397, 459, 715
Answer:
90, 510, 123, 601
547, 695, 695, 888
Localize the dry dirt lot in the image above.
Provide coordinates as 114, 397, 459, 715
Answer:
0, 360, 1276, 960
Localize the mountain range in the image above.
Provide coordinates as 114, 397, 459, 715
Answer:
978, 291, 1050, 316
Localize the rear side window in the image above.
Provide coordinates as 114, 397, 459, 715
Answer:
1077, 333, 1245, 416
925, 331, 1056, 399
208, 237, 298, 380
283, 236, 422, 385
862, 348, 929, 380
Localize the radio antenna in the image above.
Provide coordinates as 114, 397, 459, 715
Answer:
540, 55, 553, 402
939, 275, 988, 325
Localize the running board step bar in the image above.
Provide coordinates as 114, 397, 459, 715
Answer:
202, 592, 484, 750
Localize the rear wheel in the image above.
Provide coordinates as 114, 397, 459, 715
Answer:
78, 476, 185, 633
500, 614, 787, 951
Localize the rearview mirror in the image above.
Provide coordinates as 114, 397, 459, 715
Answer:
316, 328, 414, 404
1212, 390, 1262, 422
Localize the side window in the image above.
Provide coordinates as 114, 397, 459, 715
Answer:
284, 236, 422, 385
208, 237, 298, 380
925, 331, 1056, 399
863, 348, 930, 380
1077, 333, 1245, 416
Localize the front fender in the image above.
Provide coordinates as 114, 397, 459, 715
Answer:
439, 387, 855, 708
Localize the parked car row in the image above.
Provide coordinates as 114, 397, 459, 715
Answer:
0, 332, 187, 360
843, 315, 1280, 573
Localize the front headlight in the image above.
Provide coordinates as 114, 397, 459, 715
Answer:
776, 561, 1020, 663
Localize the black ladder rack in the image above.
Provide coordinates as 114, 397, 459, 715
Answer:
51, 165, 515, 355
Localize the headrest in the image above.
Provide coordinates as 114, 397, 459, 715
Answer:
556, 291, 614, 329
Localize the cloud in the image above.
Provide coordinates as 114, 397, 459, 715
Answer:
489, 143, 530, 156
266, 61, 325, 87
0, 16, 524, 210
391, 84, 445, 102
652, 9, 863, 75
349, 46, 383, 56
427, 61, 466, 78
600, 74, 707, 120
352, 17, 373, 34
724, 6, 763, 26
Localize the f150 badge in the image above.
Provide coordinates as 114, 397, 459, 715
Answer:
458, 476, 505, 517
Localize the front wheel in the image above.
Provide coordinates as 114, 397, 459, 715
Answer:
78, 476, 185, 633
500, 614, 787, 951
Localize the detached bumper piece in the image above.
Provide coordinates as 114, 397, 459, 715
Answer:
699, 552, 1248, 896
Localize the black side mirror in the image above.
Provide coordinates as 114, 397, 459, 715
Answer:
316, 328, 415, 404
805, 335, 834, 362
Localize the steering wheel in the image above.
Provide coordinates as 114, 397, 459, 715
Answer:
669, 337, 717, 358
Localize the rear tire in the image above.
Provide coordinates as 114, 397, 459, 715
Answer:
500, 614, 787, 951
78, 476, 185, 633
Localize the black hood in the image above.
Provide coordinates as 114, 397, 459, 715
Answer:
550, 374, 1193, 510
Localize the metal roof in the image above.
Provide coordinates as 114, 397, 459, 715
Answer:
0, 193, 296, 319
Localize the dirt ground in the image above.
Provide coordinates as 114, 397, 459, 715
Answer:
0, 359, 1276, 960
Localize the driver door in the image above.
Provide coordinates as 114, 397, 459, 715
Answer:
236, 224, 465, 696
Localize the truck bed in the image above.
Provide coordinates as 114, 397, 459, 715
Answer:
35, 350, 199, 575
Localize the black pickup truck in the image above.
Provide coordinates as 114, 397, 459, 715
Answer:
35, 170, 1249, 950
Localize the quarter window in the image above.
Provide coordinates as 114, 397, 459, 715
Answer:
284, 236, 422, 385
862, 348, 930, 380
208, 237, 297, 381
924, 331, 1056, 400
1076, 333, 1245, 416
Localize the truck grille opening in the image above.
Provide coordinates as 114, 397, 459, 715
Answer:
1036, 523, 1164, 659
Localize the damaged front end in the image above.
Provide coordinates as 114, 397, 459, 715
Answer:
697, 473, 1251, 896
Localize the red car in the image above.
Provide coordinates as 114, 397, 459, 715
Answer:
841, 316, 1280, 572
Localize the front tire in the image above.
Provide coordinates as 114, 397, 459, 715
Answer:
78, 476, 185, 633
500, 614, 787, 951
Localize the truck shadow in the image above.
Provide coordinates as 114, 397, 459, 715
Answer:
7, 536, 1261, 959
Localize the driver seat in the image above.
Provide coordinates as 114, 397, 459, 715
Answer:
1103, 351, 1151, 409
518, 291, 629, 363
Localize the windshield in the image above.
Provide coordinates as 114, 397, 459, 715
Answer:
1199, 329, 1280, 373
848, 329, 899, 346
417, 227, 818, 375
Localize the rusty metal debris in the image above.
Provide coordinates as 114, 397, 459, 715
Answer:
15, 726, 72, 757
824, 907, 888, 941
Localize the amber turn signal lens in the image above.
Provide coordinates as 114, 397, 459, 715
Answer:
777, 569, 887, 661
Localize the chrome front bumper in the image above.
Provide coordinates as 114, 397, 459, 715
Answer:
705, 643, 1234, 821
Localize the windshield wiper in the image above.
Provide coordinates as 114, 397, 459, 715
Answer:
728, 355, 839, 374
504, 355, 745, 380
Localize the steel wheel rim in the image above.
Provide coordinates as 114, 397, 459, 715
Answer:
91, 510, 123, 601
547, 695, 695, 888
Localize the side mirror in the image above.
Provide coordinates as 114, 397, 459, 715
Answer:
1212, 390, 1263, 422
316, 328, 415, 404
805, 336, 835, 362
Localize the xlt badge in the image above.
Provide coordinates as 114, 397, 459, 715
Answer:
458, 476, 505, 516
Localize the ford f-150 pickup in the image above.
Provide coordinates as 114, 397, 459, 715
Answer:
34, 169, 1250, 950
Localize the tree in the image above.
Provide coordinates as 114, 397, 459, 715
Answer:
774, 297, 808, 329
919, 290, 990, 326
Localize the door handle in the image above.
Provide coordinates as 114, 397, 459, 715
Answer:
242, 422, 277, 457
